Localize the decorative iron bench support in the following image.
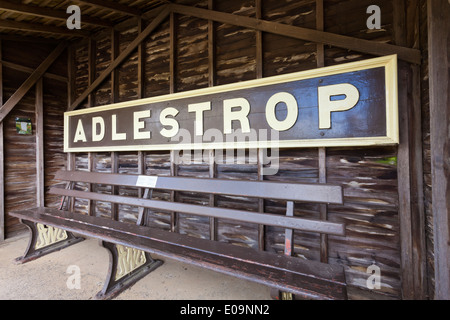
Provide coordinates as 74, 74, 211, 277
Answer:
15, 220, 84, 264
95, 240, 163, 300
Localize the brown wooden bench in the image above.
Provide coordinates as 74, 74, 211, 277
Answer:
10, 170, 347, 300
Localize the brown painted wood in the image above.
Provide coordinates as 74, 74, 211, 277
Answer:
0, 121, 3, 242
1, 60, 67, 82
169, 3, 421, 65
111, 30, 120, 104
137, 18, 145, 100
55, 170, 343, 204
11, 206, 347, 300
111, 152, 119, 220
428, 0, 450, 300
49, 187, 345, 236
68, 5, 170, 111
0, 40, 3, 241
0, 0, 113, 27
316, 0, 328, 265
394, 0, 427, 300
0, 42, 67, 123
74, 0, 141, 17
0, 19, 89, 38
35, 78, 44, 207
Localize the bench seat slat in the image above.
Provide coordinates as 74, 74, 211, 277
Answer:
10, 207, 347, 300
50, 186, 346, 236
55, 170, 343, 204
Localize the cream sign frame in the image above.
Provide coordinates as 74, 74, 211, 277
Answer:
64, 55, 398, 152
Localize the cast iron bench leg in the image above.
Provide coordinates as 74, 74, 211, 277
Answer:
15, 220, 84, 264
95, 241, 163, 300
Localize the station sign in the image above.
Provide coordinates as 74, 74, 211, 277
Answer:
64, 55, 398, 152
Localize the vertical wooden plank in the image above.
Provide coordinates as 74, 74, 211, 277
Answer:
395, 0, 427, 300
88, 38, 97, 107
169, 11, 178, 233
397, 61, 414, 299
318, 148, 328, 263
316, 0, 325, 68
0, 121, 3, 242
87, 38, 96, 216
137, 18, 145, 100
257, 149, 265, 251
111, 30, 120, 104
170, 150, 178, 233
208, 0, 216, 87
67, 44, 75, 212
428, 0, 450, 300
209, 149, 217, 240
111, 152, 119, 220
67, 45, 76, 111
255, 0, 263, 79
283, 200, 295, 300
137, 151, 145, 198
169, 11, 177, 95
35, 78, 44, 207
255, 0, 265, 251
284, 201, 294, 256
110, 30, 120, 220
208, 0, 217, 240
316, 0, 328, 263
0, 39, 4, 241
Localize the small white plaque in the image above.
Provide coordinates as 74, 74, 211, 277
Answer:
136, 175, 158, 188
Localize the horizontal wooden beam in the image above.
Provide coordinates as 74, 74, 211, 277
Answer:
55, 170, 343, 204
0, 42, 68, 123
2, 60, 68, 82
74, 0, 141, 17
0, 0, 113, 28
170, 3, 421, 65
69, 5, 170, 111
0, 19, 90, 38
50, 187, 346, 236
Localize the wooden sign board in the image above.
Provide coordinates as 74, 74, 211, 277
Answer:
64, 55, 398, 152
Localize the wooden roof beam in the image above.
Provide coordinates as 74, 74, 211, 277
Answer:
0, 42, 68, 123
0, 0, 114, 28
169, 3, 421, 65
0, 19, 90, 38
74, 0, 141, 17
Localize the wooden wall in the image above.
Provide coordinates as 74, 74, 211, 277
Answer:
64, 0, 425, 300
1, 40, 67, 236
0, 0, 437, 300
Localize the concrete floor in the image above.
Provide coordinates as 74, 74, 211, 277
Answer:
0, 232, 271, 300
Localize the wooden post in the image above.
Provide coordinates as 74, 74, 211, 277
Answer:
35, 78, 44, 207
137, 17, 145, 100
394, 0, 427, 299
207, 0, 217, 241
87, 38, 96, 216
0, 121, 4, 241
316, 0, 328, 264
0, 39, 4, 241
67, 45, 76, 212
111, 30, 120, 220
255, 0, 266, 251
169, 11, 179, 233
208, 0, 215, 88
428, 0, 450, 300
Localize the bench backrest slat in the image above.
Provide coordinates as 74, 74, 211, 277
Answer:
50, 187, 346, 236
55, 170, 343, 204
